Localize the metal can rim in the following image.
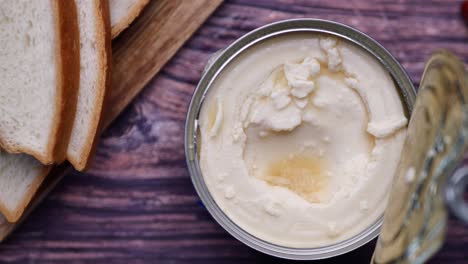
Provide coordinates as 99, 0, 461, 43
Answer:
185, 18, 416, 260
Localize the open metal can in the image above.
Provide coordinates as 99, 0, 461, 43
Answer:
185, 19, 416, 260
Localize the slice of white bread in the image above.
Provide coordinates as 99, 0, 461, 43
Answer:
0, 151, 51, 222
110, 0, 149, 38
0, 0, 80, 164
0, 164, 68, 239
68, 0, 111, 171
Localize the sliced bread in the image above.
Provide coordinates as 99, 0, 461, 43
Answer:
0, 152, 51, 222
68, 0, 111, 171
0, 0, 80, 164
110, 0, 149, 38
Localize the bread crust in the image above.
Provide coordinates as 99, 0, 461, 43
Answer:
0, 163, 69, 238
68, 0, 112, 171
51, 0, 81, 164
0, 0, 80, 165
0, 165, 51, 223
111, 0, 149, 39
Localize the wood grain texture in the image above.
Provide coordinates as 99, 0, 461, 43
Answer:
107, 0, 223, 128
0, 0, 467, 263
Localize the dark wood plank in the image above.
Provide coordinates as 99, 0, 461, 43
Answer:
0, 0, 467, 263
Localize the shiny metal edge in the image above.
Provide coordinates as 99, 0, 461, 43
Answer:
185, 19, 416, 260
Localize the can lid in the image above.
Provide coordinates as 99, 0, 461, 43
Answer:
373, 51, 468, 263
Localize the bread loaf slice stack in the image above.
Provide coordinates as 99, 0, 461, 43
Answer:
0, 0, 113, 224
0, 0, 80, 223
0, 0, 149, 237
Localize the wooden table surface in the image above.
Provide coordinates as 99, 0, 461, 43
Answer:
1, 0, 467, 263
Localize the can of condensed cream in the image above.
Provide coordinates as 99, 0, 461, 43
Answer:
185, 19, 416, 260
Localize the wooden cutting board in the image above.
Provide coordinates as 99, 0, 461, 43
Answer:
0, 0, 222, 241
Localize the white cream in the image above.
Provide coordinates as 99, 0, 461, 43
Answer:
198, 34, 407, 248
